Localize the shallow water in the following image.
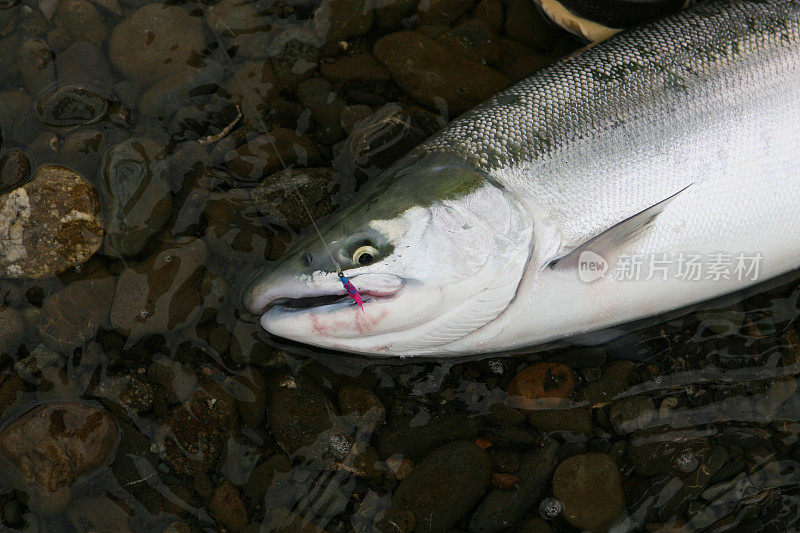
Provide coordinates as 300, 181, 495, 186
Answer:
0, 0, 798, 531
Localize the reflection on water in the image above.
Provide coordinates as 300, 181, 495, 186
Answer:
0, 0, 798, 531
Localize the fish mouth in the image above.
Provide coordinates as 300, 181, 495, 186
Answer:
244, 272, 405, 315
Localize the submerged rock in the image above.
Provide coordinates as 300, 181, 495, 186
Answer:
35, 84, 108, 127
0, 403, 119, 509
552, 453, 625, 531
0, 165, 104, 278
0, 150, 30, 195
374, 31, 509, 115
207, 0, 269, 59
39, 275, 116, 353
507, 362, 578, 409
110, 237, 207, 340
0, 305, 22, 356
210, 480, 248, 531
158, 379, 237, 475
100, 137, 172, 258
250, 167, 339, 229
388, 440, 492, 533
225, 130, 319, 183
109, 4, 206, 86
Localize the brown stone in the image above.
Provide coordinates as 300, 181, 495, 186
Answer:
0, 403, 119, 493
373, 31, 508, 115
507, 362, 578, 410
552, 453, 625, 531
210, 480, 248, 531
0, 165, 103, 279
39, 275, 116, 353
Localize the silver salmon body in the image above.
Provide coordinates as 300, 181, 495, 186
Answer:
243, 0, 800, 357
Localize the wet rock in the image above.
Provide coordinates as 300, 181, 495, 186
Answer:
39, 276, 116, 352
297, 77, 346, 143
35, 84, 108, 127
0, 403, 119, 503
210, 480, 248, 531
266, 371, 340, 458
437, 19, 503, 65
609, 395, 656, 434
417, 0, 474, 25
169, 97, 241, 145
224, 60, 278, 122
579, 360, 635, 405
67, 496, 133, 533
552, 453, 625, 531
0, 151, 30, 194
474, 0, 503, 33
16, 38, 55, 96
268, 26, 321, 90
313, 0, 373, 45
340, 104, 373, 134
92, 374, 155, 416
207, 0, 269, 59
374, 0, 416, 32
338, 103, 440, 182
0, 90, 36, 146
230, 368, 266, 427
228, 320, 287, 366
378, 412, 480, 461
224, 130, 319, 183
374, 31, 508, 115
504, 0, 558, 51
109, 4, 206, 86
507, 362, 577, 409
159, 379, 237, 475
100, 137, 172, 258
337, 386, 385, 427
250, 167, 339, 229
0, 165, 103, 278
58, 129, 109, 177
13, 344, 61, 380
469, 438, 559, 532
244, 453, 291, 503
139, 59, 224, 118
628, 432, 711, 477
388, 440, 491, 533
149, 359, 198, 404
54, 0, 107, 47
110, 238, 207, 339
0, 305, 22, 356
0, 376, 25, 418
320, 54, 391, 91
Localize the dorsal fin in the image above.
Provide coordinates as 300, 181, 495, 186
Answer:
550, 183, 693, 272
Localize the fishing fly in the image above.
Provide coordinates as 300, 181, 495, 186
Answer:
293, 191, 366, 314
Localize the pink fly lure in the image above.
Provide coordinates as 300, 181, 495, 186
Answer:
339, 273, 365, 314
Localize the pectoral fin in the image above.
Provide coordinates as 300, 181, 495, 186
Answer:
550, 183, 692, 272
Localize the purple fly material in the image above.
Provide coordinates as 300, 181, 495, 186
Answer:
339, 274, 365, 314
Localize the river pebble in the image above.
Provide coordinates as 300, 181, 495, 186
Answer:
388, 440, 491, 533
374, 30, 509, 115
469, 438, 559, 532
39, 275, 116, 352
0, 165, 103, 278
552, 453, 625, 531
0, 305, 22, 356
110, 237, 207, 339
207, 0, 269, 59
100, 137, 172, 257
210, 480, 248, 531
0, 150, 30, 194
109, 4, 206, 86
159, 379, 237, 475
0, 402, 119, 509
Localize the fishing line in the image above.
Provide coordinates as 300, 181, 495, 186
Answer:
204, 13, 368, 315
204, 15, 344, 275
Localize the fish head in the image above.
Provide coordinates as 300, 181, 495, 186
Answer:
243, 156, 533, 356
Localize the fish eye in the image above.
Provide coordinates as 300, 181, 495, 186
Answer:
352, 245, 379, 266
